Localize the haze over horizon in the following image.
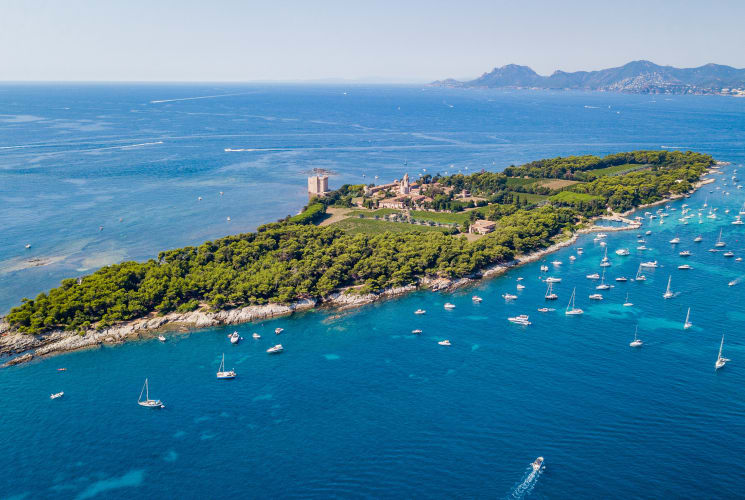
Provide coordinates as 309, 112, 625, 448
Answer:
3, 0, 745, 82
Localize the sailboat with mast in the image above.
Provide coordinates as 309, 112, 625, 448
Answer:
600, 246, 611, 267
138, 378, 165, 408
629, 326, 643, 347
634, 263, 647, 281
684, 308, 692, 329
596, 268, 611, 290
715, 228, 726, 247
565, 287, 583, 315
715, 335, 730, 370
663, 275, 674, 299
544, 281, 558, 300
216, 353, 236, 379
623, 293, 633, 307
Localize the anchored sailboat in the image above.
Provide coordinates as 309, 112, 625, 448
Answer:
629, 326, 643, 347
663, 275, 674, 299
565, 287, 583, 315
715, 228, 726, 247
544, 281, 558, 300
635, 264, 647, 281
216, 353, 236, 379
623, 293, 633, 307
684, 307, 692, 329
138, 378, 165, 408
715, 335, 730, 370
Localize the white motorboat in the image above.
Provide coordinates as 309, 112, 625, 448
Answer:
565, 288, 583, 315
472, 295, 483, 302
537, 307, 551, 313
444, 303, 456, 309
724, 251, 735, 257
589, 293, 603, 300
640, 260, 658, 268
50, 392, 64, 400
508, 314, 531, 325
636, 245, 648, 251
545, 277, 561, 283
267, 344, 284, 354
679, 250, 691, 257
216, 353, 237, 379
540, 264, 549, 272
615, 276, 628, 282
715, 335, 730, 370
158, 335, 166, 342
569, 255, 576, 261
629, 326, 643, 347
663, 275, 674, 299
411, 329, 422, 334
229, 332, 241, 344
502, 293, 518, 300
252, 333, 261, 339
684, 307, 692, 329
586, 272, 600, 280
678, 264, 692, 270
516, 283, 525, 290
576, 248, 584, 255
551, 260, 562, 266
137, 379, 165, 408
532, 457, 544, 472
694, 235, 703, 242
645, 230, 652, 235
414, 309, 426, 315
438, 340, 451, 346
275, 328, 284, 335
615, 248, 630, 256
669, 236, 680, 244
544, 281, 558, 300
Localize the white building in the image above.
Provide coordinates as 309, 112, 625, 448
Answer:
308, 175, 329, 197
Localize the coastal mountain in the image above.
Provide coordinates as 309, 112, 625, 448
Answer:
433, 61, 745, 96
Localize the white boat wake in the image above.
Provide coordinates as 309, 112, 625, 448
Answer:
149, 92, 253, 104
507, 465, 543, 499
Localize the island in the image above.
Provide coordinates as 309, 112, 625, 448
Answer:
0, 150, 716, 366
432, 60, 745, 96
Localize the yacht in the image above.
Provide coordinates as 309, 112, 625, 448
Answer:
678, 264, 693, 270
229, 332, 241, 344
565, 288, 583, 315
589, 293, 603, 300
724, 251, 735, 257
623, 293, 633, 307
414, 309, 426, 315
586, 272, 600, 280
684, 308, 692, 329
544, 282, 558, 300
615, 248, 630, 256
715, 229, 726, 247
637, 245, 648, 251
615, 276, 628, 282
551, 260, 562, 266
629, 326, 643, 347
508, 314, 531, 325
267, 344, 284, 354
663, 275, 674, 299
640, 260, 658, 268
679, 250, 691, 257
516, 283, 526, 290
444, 303, 456, 309
532, 457, 544, 472
137, 379, 165, 408
729, 280, 737, 286
438, 339, 451, 346
252, 333, 261, 339
545, 277, 562, 283
715, 335, 730, 370
537, 307, 551, 313
502, 293, 518, 300
411, 329, 422, 334
645, 230, 652, 235
216, 354, 236, 379
472, 295, 483, 302
158, 335, 166, 342
50, 392, 64, 400
669, 236, 680, 244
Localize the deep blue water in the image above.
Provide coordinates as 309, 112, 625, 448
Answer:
2, 85, 745, 499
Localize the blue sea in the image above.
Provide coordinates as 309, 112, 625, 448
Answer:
2, 84, 745, 499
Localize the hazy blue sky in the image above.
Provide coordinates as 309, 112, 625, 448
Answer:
3, 0, 745, 82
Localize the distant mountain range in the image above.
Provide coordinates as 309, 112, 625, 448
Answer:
433, 60, 745, 96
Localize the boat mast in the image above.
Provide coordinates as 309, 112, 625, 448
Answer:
719, 335, 724, 359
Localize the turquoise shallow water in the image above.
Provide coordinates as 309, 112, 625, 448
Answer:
2, 85, 745, 499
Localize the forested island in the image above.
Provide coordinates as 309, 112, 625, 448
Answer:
4, 150, 713, 339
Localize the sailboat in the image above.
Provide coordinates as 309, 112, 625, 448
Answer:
596, 268, 611, 290
635, 264, 647, 281
544, 281, 558, 300
715, 228, 726, 247
565, 287, 583, 315
138, 378, 165, 408
629, 326, 643, 347
623, 293, 633, 307
663, 275, 674, 299
216, 353, 236, 379
684, 307, 692, 329
715, 335, 730, 370
600, 247, 611, 267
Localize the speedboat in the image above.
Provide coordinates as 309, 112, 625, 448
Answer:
729, 280, 737, 287
229, 332, 241, 344
615, 248, 630, 256
577, 248, 584, 255
508, 314, 531, 325
532, 457, 544, 472
640, 261, 658, 268
267, 344, 284, 354
444, 302, 456, 309
545, 277, 561, 283
724, 251, 735, 257
586, 273, 600, 280
540, 265, 549, 272
50, 392, 64, 400
472, 296, 483, 302
516, 284, 526, 290
615, 277, 628, 282
569, 255, 576, 261
438, 340, 451, 346
694, 235, 703, 242
252, 333, 261, 339
411, 329, 422, 334
537, 307, 550, 313
158, 335, 166, 342
678, 264, 692, 270
275, 328, 284, 335
636, 245, 648, 250
669, 237, 680, 244
679, 250, 691, 257
414, 309, 426, 315
589, 293, 603, 300
645, 230, 652, 235
502, 293, 518, 300
551, 260, 562, 266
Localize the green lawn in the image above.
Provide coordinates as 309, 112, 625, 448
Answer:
590, 163, 649, 177
505, 177, 538, 188
550, 191, 605, 204
332, 218, 450, 235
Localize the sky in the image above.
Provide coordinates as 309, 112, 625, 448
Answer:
2, 0, 745, 82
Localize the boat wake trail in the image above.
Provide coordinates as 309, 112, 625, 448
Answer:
507, 465, 543, 499
149, 92, 253, 104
